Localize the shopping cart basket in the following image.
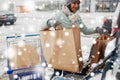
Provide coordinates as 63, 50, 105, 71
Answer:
5, 34, 46, 80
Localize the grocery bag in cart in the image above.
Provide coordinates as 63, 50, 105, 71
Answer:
6, 34, 45, 80
40, 27, 83, 73
8, 44, 41, 69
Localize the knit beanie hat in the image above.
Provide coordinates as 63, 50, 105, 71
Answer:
66, 0, 80, 6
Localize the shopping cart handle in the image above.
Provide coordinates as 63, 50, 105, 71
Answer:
7, 70, 13, 74
6, 34, 40, 39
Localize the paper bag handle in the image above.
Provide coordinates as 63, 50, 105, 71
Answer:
55, 24, 63, 30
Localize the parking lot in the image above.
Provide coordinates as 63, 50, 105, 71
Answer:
0, 12, 101, 79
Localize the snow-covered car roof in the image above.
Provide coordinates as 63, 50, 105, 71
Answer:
0, 10, 14, 15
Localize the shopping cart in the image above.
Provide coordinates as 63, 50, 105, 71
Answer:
5, 34, 46, 80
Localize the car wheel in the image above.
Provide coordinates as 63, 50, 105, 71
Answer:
10, 22, 14, 25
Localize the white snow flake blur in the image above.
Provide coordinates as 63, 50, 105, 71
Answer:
6, 48, 16, 59
45, 43, 50, 48
0, 0, 119, 80
64, 31, 69, 36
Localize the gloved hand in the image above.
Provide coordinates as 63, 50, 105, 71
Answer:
96, 27, 109, 35
102, 18, 112, 34
47, 19, 61, 28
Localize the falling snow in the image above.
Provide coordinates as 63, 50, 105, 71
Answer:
0, 0, 119, 80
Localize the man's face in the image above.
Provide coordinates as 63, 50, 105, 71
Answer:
70, 0, 80, 13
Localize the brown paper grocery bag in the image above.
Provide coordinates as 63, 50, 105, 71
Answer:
40, 27, 83, 73
8, 44, 41, 69
86, 34, 114, 74
91, 35, 114, 64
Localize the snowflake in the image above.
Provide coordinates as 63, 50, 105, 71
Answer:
90, 72, 95, 77
14, 75, 18, 79
56, 39, 64, 46
50, 31, 56, 37
23, 48, 27, 51
64, 31, 69, 36
7, 48, 16, 59
48, 64, 52, 68
41, 62, 46, 67
4, 67, 9, 72
97, 51, 100, 54
61, 17, 64, 20
18, 51, 22, 56
72, 25, 76, 28
45, 43, 50, 48
55, 71, 60, 76
72, 61, 75, 64
10, 62, 15, 68
79, 57, 83, 61
92, 39, 96, 44
79, 24, 84, 28
0, 55, 4, 59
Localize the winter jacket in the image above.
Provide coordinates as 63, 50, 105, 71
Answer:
40, 6, 96, 35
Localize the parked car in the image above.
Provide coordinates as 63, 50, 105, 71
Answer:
0, 11, 17, 26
